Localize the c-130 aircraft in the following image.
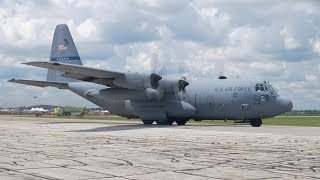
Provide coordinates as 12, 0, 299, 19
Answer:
9, 24, 293, 127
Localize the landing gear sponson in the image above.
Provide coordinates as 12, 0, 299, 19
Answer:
143, 118, 262, 127
142, 119, 188, 126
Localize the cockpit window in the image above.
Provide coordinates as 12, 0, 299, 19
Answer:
255, 82, 280, 97
267, 84, 279, 97
255, 83, 268, 91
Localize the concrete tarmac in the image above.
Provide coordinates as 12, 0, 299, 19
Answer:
0, 116, 319, 179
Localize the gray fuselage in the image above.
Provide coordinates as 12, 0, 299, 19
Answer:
67, 78, 293, 121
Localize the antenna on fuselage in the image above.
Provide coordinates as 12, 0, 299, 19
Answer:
218, 72, 227, 79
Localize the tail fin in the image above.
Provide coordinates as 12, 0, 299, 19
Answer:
46, 24, 82, 82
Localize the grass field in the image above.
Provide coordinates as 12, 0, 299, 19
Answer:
262, 116, 320, 127
12, 114, 320, 127
188, 116, 320, 127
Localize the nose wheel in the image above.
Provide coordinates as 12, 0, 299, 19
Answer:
250, 118, 262, 127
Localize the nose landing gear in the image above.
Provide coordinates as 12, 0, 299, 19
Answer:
250, 118, 262, 127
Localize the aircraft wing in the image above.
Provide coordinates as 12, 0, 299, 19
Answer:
8, 79, 68, 89
23, 62, 125, 88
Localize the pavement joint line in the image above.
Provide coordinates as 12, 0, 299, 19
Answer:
0, 167, 53, 180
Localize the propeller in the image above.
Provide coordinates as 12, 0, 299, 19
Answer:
177, 62, 190, 92
178, 78, 189, 91
149, 53, 167, 89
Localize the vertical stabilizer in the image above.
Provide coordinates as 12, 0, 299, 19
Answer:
46, 24, 82, 82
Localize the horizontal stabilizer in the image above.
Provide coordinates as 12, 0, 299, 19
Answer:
8, 78, 68, 89
22, 61, 124, 87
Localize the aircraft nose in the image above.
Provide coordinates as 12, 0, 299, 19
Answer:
277, 97, 293, 113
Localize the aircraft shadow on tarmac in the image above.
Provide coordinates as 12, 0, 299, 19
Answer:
40, 121, 139, 125
67, 123, 250, 132
69, 124, 170, 132
40, 121, 250, 132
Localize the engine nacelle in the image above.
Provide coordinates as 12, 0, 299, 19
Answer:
113, 73, 162, 90
85, 88, 160, 101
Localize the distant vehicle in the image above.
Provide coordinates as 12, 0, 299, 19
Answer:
9, 24, 293, 127
54, 107, 88, 117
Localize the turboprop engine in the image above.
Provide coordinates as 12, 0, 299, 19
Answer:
84, 72, 191, 102
113, 73, 162, 90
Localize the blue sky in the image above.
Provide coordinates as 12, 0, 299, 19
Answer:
0, 0, 319, 110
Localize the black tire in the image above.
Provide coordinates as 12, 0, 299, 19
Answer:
142, 120, 154, 125
155, 120, 174, 125
176, 119, 187, 126
155, 120, 167, 125
256, 119, 262, 127
250, 119, 262, 127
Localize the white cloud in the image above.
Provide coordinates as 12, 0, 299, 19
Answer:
305, 74, 318, 81
228, 26, 257, 49
280, 26, 301, 50
76, 19, 99, 41
311, 39, 320, 55
124, 52, 154, 72
249, 62, 278, 71
0, 0, 319, 110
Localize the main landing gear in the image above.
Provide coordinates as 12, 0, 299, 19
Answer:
175, 119, 187, 125
250, 118, 262, 127
142, 120, 154, 125
142, 119, 188, 126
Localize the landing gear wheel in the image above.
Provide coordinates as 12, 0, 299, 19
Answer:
155, 120, 174, 125
250, 119, 262, 127
176, 119, 187, 126
142, 120, 154, 125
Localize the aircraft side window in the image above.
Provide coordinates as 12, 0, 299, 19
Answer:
256, 86, 259, 91
259, 85, 263, 91
256, 83, 272, 91
256, 83, 263, 91
259, 84, 265, 91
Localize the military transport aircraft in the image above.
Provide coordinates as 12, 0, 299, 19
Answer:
9, 24, 293, 127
